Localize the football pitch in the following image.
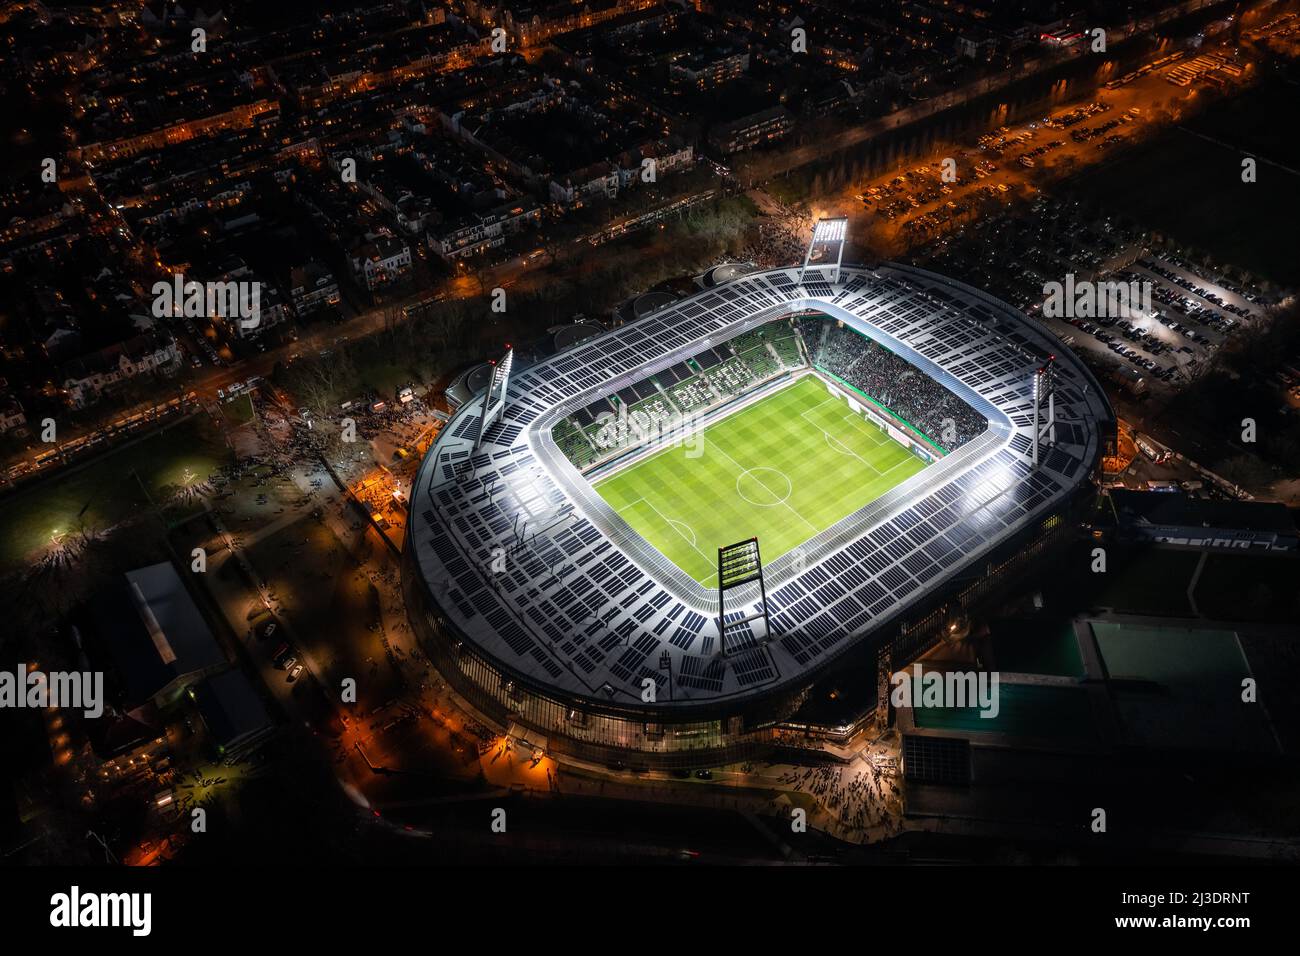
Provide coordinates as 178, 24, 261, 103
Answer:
594, 375, 927, 586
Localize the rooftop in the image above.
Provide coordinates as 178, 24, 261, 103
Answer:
89, 562, 225, 708
408, 262, 1111, 712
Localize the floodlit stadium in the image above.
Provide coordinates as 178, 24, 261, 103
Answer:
403, 245, 1113, 767
593, 375, 927, 588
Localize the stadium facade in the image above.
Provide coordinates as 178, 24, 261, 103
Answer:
403, 262, 1114, 768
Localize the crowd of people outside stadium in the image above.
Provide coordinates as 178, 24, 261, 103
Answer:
801, 319, 987, 450
778, 759, 902, 836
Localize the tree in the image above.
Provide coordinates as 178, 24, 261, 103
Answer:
1214, 454, 1273, 489
543, 232, 565, 267
289, 349, 359, 414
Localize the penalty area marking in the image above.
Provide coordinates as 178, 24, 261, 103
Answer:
665, 515, 697, 547
800, 405, 885, 475
616, 496, 712, 579
804, 396, 892, 445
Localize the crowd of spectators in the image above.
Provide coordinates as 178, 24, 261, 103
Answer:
556, 326, 807, 469
801, 319, 987, 450
555, 309, 990, 470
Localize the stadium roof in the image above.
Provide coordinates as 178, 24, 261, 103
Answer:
409, 263, 1112, 712
1111, 489, 1296, 534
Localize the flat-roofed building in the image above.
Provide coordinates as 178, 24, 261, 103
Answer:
1110, 489, 1297, 552
84, 561, 227, 712
191, 670, 276, 759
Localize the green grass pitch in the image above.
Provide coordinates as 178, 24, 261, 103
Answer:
594, 375, 927, 586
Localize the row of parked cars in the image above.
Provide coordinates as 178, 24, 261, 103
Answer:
216, 375, 263, 402
257, 617, 304, 682
1147, 283, 1231, 336
180, 315, 226, 368
1140, 257, 1260, 317
1067, 317, 1178, 380
1152, 313, 1212, 347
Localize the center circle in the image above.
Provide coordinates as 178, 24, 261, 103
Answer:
736, 467, 792, 507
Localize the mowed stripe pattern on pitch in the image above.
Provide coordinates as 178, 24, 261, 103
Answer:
594, 376, 926, 586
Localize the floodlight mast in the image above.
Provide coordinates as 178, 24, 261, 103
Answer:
1032, 356, 1058, 467
717, 537, 771, 657
475, 344, 514, 450
799, 217, 849, 286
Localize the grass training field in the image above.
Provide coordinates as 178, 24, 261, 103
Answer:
0, 416, 229, 575
595, 375, 926, 586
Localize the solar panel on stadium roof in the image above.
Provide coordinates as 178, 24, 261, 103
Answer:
693, 349, 720, 370
411, 260, 1110, 714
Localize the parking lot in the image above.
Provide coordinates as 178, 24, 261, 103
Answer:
765, 31, 1263, 261
911, 195, 1281, 397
